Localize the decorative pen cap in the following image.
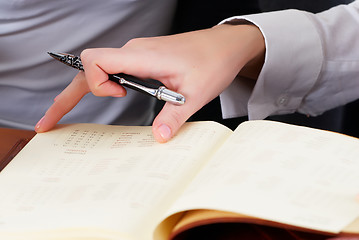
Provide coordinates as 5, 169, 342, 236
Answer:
47, 52, 84, 71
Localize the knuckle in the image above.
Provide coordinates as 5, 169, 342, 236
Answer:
80, 49, 91, 60
124, 37, 150, 49
80, 49, 97, 67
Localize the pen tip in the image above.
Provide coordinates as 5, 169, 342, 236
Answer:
47, 51, 56, 57
47, 52, 63, 61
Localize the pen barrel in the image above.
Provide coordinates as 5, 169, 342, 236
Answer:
109, 73, 185, 105
109, 73, 162, 90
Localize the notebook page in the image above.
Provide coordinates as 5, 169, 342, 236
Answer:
163, 120, 359, 234
0, 122, 231, 240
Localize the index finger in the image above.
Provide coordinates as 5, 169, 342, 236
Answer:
35, 72, 90, 132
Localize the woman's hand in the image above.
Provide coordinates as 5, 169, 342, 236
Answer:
35, 24, 265, 142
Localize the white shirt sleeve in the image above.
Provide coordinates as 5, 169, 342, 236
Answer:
219, 1, 359, 120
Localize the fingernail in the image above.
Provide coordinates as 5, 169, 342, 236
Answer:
157, 124, 172, 142
35, 116, 44, 132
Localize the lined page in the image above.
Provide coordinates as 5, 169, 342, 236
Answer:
163, 120, 359, 234
0, 122, 231, 240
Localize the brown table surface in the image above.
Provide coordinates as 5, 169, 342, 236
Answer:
0, 127, 36, 163
0, 128, 357, 240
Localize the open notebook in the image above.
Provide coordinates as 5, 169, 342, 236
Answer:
0, 120, 358, 240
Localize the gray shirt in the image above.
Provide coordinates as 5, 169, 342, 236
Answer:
0, 0, 177, 129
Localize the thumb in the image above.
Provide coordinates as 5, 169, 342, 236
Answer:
152, 101, 199, 143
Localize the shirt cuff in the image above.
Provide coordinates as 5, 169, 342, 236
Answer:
219, 9, 323, 120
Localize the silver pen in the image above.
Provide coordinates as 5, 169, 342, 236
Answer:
47, 52, 185, 105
